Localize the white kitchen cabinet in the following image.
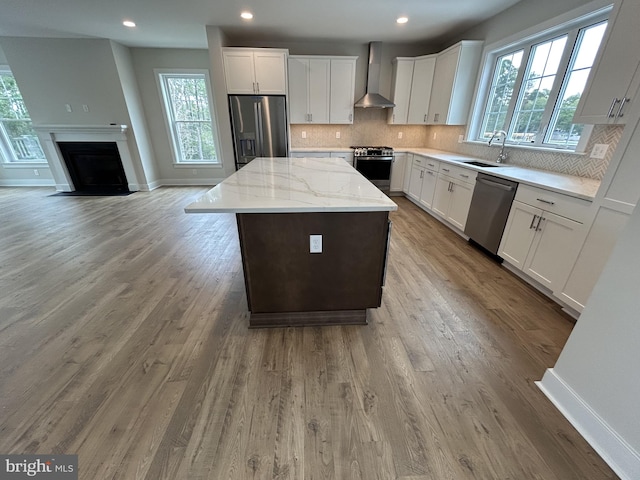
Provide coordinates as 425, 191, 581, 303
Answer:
407, 162, 425, 202
499, 185, 590, 292
288, 56, 357, 124
406, 155, 441, 208
223, 48, 288, 95
402, 154, 413, 192
573, 0, 640, 124
388, 58, 414, 125
288, 57, 330, 123
390, 153, 407, 192
427, 41, 483, 125
329, 58, 357, 124
431, 163, 476, 230
407, 56, 436, 125
388, 56, 436, 125
558, 207, 629, 311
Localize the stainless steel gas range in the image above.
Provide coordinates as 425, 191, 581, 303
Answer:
351, 146, 394, 193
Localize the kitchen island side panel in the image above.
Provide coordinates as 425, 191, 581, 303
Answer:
237, 211, 389, 316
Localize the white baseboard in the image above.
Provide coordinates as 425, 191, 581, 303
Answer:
0, 179, 55, 187
537, 369, 640, 480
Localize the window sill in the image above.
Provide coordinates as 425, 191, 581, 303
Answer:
2, 162, 50, 169
464, 140, 586, 156
173, 163, 223, 169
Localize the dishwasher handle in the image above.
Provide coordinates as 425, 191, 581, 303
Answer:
476, 177, 516, 191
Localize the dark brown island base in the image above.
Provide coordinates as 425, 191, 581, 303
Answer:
185, 157, 397, 327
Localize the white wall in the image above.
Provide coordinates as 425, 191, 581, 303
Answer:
444, 0, 608, 47
111, 42, 158, 187
130, 46, 227, 184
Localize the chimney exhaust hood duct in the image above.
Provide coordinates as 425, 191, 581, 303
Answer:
354, 42, 396, 108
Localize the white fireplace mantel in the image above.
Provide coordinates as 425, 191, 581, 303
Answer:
34, 124, 142, 192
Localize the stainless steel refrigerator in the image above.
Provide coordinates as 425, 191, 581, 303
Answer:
228, 95, 289, 169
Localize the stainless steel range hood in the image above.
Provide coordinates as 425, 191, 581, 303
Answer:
354, 42, 396, 108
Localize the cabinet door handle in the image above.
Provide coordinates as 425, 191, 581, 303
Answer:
535, 216, 544, 231
428, 171, 434, 176
529, 214, 538, 230
420, 170, 424, 179
607, 98, 621, 118
256, 82, 260, 93
536, 198, 555, 205
310, 113, 313, 122
617, 97, 629, 118
424, 114, 427, 123
349, 113, 353, 122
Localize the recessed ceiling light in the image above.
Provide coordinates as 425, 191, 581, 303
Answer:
397, 16, 409, 24
123, 20, 136, 27
241, 12, 254, 20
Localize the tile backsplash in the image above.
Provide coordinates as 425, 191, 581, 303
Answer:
290, 108, 624, 180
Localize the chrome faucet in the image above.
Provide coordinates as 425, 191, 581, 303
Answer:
488, 130, 508, 163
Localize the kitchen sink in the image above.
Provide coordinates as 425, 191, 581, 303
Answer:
463, 161, 503, 168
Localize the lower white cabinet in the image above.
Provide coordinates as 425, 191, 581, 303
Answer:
432, 167, 475, 230
499, 186, 589, 292
390, 153, 407, 192
406, 155, 440, 208
558, 206, 630, 311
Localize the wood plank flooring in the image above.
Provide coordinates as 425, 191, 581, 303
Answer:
0, 187, 618, 479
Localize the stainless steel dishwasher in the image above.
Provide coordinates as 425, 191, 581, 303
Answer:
464, 172, 518, 255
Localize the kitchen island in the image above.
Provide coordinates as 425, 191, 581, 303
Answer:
185, 157, 397, 327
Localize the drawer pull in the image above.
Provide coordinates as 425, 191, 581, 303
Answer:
460, 174, 469, 178
442, 168, 450, 172
428, 163, 435, 167
536, 198, 555, 205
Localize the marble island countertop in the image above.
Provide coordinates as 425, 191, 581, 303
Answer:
185, 157, 398, 214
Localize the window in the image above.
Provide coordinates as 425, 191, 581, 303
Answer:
474, 13, 609, 150
0, 67, 45, 163
157, 71, 219, 164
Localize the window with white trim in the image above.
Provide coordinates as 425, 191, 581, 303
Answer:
473, 12, 609, 151
0, 67, 45, 163
157, 71, 220, 164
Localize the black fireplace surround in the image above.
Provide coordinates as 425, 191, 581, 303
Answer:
57, 142, 129, 194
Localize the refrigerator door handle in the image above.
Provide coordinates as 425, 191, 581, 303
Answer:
255, 100, 265, 157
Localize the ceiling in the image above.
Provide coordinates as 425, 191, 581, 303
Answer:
0, 0, 523, 49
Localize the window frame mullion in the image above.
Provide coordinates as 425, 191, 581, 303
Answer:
504, 44, 533, 142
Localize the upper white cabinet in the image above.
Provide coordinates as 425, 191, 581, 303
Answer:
388, 56, 436, 125
223, 48, 288, 95
573, 0, 640, 124
288, 57, 330, 123
329, 58, 357, 124
288, 56, 357, 124
427, 41, 483, 125
407, 56, 436, 125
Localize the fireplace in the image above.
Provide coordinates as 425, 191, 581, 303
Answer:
58, 142, 129, 193
34, 124, 143, 192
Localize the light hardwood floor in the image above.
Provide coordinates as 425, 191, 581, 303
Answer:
0, 187, 617, 479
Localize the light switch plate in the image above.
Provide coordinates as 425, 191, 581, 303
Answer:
398, 132, 403, 139
458, 134, 464, 144
336, 131, 341, 139
301, 131, 307, 139
590, 143, 609, 159
310, 234, 322, 253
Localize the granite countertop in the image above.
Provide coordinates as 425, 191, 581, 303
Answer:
403, 148, 600, 200
185, 157, 398, 214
